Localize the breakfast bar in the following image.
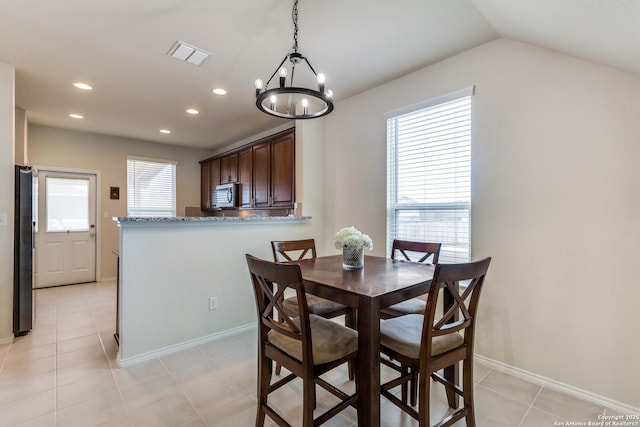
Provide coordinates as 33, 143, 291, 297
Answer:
113, 215, 313, 366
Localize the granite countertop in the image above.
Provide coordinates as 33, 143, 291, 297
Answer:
114, 215, 311, 224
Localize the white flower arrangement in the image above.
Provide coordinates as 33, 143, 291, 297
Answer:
334, 226, 373, 250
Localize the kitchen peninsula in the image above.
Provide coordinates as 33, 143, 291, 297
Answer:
114, 215, 312, 366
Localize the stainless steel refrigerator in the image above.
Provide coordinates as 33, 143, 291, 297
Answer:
14, 165, 33, 336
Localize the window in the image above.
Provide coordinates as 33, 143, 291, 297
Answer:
386, 88, 473, 263
127, 157, 177, 217
46, 177, 90, 232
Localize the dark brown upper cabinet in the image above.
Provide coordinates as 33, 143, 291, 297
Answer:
199, 157, 221, 210
270, 132, 295, 207
220, 153, 238, 184
252, 141, 271, 208
238, 147, 253, 208
199, 128, 295, 211
200, 160, 212, 210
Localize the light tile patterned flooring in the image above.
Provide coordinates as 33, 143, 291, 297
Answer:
0, 281, 624, 427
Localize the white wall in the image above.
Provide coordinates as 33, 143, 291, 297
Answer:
0, 62, 15, 343
117, 218, 317, 364
324, 38, 640, 408
296, 119, 327, 247
28, 125, 209, 280
14, 108, 27, 165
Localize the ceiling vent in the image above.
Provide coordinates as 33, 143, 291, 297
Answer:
167, 41, 209, 66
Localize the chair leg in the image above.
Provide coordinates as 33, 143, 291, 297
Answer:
275, 312, 284, 375
417, 368, 431, 427
410, 369, 418, 407
302, 377, 315, 427
345, 309, 357, 380
463, 358, 476, 427
400, 365, 409, 404
347, 361, 355, 381
256, 351, 271, 427
444, 364, 459, 408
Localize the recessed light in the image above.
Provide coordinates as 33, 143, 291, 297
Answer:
69, 114, 84, 119
212, 88, 227, 95
160, 129, 171, 134
186, 109, 199, 115
73, 82, 93, 91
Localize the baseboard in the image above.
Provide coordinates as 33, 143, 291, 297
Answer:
475, 354, 639, 415
117, 323, 257, 368
0, 336, 14, 346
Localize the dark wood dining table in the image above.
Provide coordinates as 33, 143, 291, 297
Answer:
295, 254, 436, 427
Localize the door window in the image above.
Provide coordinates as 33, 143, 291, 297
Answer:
45, 177, 90, 232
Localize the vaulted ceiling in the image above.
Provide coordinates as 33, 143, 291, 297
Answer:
1, 0, 638, 150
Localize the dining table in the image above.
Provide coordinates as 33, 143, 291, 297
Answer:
295, 254, 437, 427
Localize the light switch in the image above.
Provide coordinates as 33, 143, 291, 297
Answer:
103, 211, 110, 219
0, 213, 7, 227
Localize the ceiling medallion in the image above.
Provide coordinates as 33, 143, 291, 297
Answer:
254, 0, 333, 119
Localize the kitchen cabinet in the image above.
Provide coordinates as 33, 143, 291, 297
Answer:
252, 132, 294, 208
200, 128, 295, 210
200, 160, 212, 210
200, 158, 221, 210
210, 158, 221, 206
220, 153, 238, 183
238, 148, 253, 207
252, 142, 271, 207
270, 132, 295, 207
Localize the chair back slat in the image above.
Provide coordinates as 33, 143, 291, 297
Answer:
421, 257, 491, 356
391, 239, 441, 264
257, 277, 302, 338
271, 239, 317, 262
246, 254, 311, 347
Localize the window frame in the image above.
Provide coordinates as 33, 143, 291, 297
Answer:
386, 87, 474, 263
126, 156, 178, 217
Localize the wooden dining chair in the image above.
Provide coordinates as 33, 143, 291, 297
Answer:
246, 254, 359, 427
381, 239, 441, 319
271, 238, 356, 379
379, 257, 491, 427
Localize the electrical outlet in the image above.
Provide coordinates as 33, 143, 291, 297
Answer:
209, 296, 218, 311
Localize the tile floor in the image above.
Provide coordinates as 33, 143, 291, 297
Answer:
0, 281, 624, 427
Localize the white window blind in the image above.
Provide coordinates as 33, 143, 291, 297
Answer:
387, 89, 473, 263
127, 157, 177, 217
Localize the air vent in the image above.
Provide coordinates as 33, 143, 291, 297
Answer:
167, 41, 210, 66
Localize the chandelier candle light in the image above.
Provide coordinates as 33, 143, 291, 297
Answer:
334, 227, 373, 270
254, 0, 334, 119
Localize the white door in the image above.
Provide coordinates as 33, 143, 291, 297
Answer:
34, 171, 97, 288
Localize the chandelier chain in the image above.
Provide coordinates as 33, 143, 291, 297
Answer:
292, 0, 299, 53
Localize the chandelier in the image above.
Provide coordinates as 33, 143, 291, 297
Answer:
254, 0, 334, 119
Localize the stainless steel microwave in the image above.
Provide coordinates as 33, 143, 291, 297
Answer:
215, 183, 238, 208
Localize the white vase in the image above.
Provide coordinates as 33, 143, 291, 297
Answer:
342, 246, 364, 270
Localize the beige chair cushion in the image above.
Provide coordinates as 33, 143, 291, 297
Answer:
283, 295, 346, 315
268, 314, 358, 365
380, 314, 463, 360
381, 298, 426, 317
